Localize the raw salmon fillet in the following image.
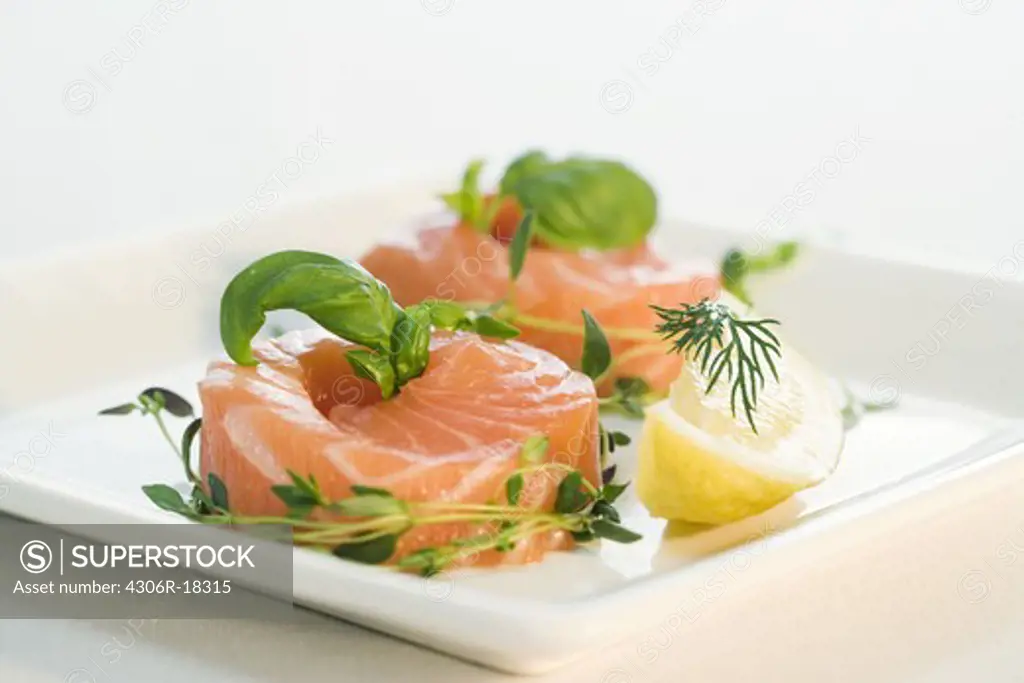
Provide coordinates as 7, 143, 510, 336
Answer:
198, 328, 600, 567
360, 213, 722, 394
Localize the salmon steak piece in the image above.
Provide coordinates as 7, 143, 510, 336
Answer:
198, 328, 600, 567
360, 213, 722, 395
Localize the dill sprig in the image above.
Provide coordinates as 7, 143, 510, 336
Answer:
651, 299, 782, 433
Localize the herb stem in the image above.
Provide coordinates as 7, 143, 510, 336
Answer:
148, 410, 201, 485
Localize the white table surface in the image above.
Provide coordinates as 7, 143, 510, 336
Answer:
2, 1, 1023, 680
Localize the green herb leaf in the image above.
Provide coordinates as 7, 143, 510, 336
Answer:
511, 157, 657, 250
505, 474, 525, 506
591, 519, 642, 543
143, 484, 194, 517
600, 482, 629, 504
555, 471, 591, 513
591, 499, 621, 523
350, 485, 393, 497
180, 418, 202, 478
441, 159, 488, 230
397, 548, 444, 577
390, 307, 432, 385
333, 494, 408, 518
601, 376, 652, 418
601, 465, 617, 485
279, 471, 327, 509
270, 484, 318, 513
570, 528, 596, 543
415, 300, 469, 330
580, 310, 612, 381
411, 300, 520, 340
508, 212, 534, 282
499, 150, 550, 195
190, 485, 215, 516
519, 435, 550, 465
332, 534, 400, 565
207, 473, 230, 511
140, 388, 194, 418
219, 250, 401, 370
346, 349, 398, 400
471, 314, 520, 340
98, 402, 138, 416
720, 241, 801, 306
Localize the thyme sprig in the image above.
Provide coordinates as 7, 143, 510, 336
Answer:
100, 387, 201, 486
652, 299, 782, 433
101, 395, 640, 576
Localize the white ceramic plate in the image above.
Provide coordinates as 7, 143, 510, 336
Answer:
1, 184, 1022, 674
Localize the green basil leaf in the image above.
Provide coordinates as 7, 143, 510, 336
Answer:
346, 350, 398, 400
591, 519, 642, 544
332, 534, 399, 565
508, 211, 534, 282
580, 310, 612, 381
472, 314, 520, 340
513, 158, 657, 250
219, 250, 401, 367
390, 307, 432, 384
499, 150, 551, 195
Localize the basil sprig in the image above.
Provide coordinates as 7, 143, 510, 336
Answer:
220, 250, 520, 399
499, 151, 658, 251
441, 151, 658, 251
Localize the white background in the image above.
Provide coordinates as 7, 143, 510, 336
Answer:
1, 1, 1022, 267
1, 1, 1023, 681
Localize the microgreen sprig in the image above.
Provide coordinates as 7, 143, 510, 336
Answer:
652, 299, 782, 433
439, 159, 506, 232
720, 241, 800, 307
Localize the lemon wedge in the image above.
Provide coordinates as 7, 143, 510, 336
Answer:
637, 336, 843, 525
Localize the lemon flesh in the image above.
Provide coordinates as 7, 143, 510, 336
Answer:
637, 340, 843, 525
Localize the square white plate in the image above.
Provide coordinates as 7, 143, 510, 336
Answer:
1, 184, 1022, 674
